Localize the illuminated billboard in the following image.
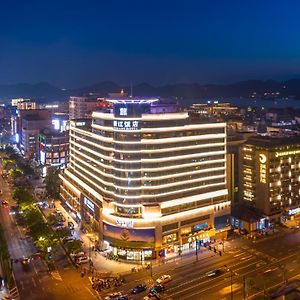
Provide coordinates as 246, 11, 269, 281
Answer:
103, 222, 155, 248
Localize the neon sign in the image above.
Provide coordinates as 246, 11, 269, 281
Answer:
259, 153, 267, 184
113, 120, 139, 130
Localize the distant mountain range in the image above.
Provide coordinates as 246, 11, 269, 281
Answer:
0, 79, 300, 103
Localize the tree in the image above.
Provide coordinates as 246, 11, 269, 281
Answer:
64, 239, 83, 254
10, 168, 23, 181
55, 227, 71, 239
47, 213, 60, 225
2, 159, 16, 170
44, 167, 60, 198
13, 187, 34, 206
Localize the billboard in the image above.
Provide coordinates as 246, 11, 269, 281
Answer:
103, 222, 155, 248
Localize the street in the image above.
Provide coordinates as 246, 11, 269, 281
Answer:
0, 161, 99, 300
89, 227, 300, 300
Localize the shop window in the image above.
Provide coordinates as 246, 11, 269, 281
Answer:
162, 233, 178, 244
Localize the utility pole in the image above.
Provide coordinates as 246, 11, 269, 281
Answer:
243, 275, 246, 300
195, 237, 198, 262
224, 265, 234, 300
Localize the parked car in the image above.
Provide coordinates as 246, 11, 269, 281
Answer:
68, 221, 75, 229
77, 256, 89, 264
62, 237, 75, 243
21, 257, 31, 265
104, 292, 122, 300
156, 275, 171, 284
132, 284, 147, 294
70, 251, 85, 259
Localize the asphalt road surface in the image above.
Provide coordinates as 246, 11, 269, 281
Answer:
97, 228, 300, 300
0, 161, 99, 300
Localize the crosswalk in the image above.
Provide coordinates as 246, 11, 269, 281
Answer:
50, 270, 63, 281
9, 286, 20, 299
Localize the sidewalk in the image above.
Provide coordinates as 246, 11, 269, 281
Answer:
54, 200, 240, 276
54, 201, 139, 274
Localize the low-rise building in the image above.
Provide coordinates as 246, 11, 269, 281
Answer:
38, 129, 69, 177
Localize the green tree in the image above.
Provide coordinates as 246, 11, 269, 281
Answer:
55, 227, 71, 239
64, 239, 83, 254
2, 159, 16, 170
13, 187, 34, 206
44, 167, 60, 198
10, 168, 23, 181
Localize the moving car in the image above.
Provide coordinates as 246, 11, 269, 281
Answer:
131, 284, 147, 294
206, 269, 222, 277
156, 275, 171, 284
1, 200, 8, 206
149, 284, 165, 295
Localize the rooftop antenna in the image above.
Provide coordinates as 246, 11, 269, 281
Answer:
130, 80, 133, 98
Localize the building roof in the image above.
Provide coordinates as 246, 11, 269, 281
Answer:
245, 135, 300, 148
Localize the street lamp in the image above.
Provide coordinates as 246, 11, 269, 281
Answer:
195, 236, 199, 262
224, 265, 236, 300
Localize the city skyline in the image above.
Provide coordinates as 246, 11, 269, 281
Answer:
1, 0, 300, 87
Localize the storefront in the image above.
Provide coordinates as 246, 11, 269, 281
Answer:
109, 247, 154, 261
161, 228, 217, 257
103, 222, 156, 260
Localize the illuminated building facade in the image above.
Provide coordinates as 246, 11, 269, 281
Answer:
69, 95, 109, 120
239, 136, 300, 223
60, 98, 229, 260
38, 129, 69, 177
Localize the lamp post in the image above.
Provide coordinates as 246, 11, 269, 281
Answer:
195, 237, 199, 262
224, 265, 234, 300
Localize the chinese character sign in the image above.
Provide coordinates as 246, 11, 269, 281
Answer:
113, 120, 139, 130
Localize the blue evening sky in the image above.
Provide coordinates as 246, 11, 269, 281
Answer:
0, 0, 299, 87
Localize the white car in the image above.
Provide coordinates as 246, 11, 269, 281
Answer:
104, 292, 122, 300
156, 274, 172, 284
77, 256, 89, 264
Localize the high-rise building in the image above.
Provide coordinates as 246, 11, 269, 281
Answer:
69, 95, 108, 120
239, 135, 300, 225
21, 113, 52, 159
60, 98, 229, 260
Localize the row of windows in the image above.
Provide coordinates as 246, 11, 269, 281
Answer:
70, 147, 225, 179
72, 130, 224, 153
71, 143, 225, 169
75, 135, 224, 159
72, 157, 225, 196
69, 161, 225, 201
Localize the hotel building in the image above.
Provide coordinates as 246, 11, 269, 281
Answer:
60, 98, 230, 260
239, 136, 300, 225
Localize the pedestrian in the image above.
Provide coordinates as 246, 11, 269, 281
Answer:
81, 271, 84, 277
